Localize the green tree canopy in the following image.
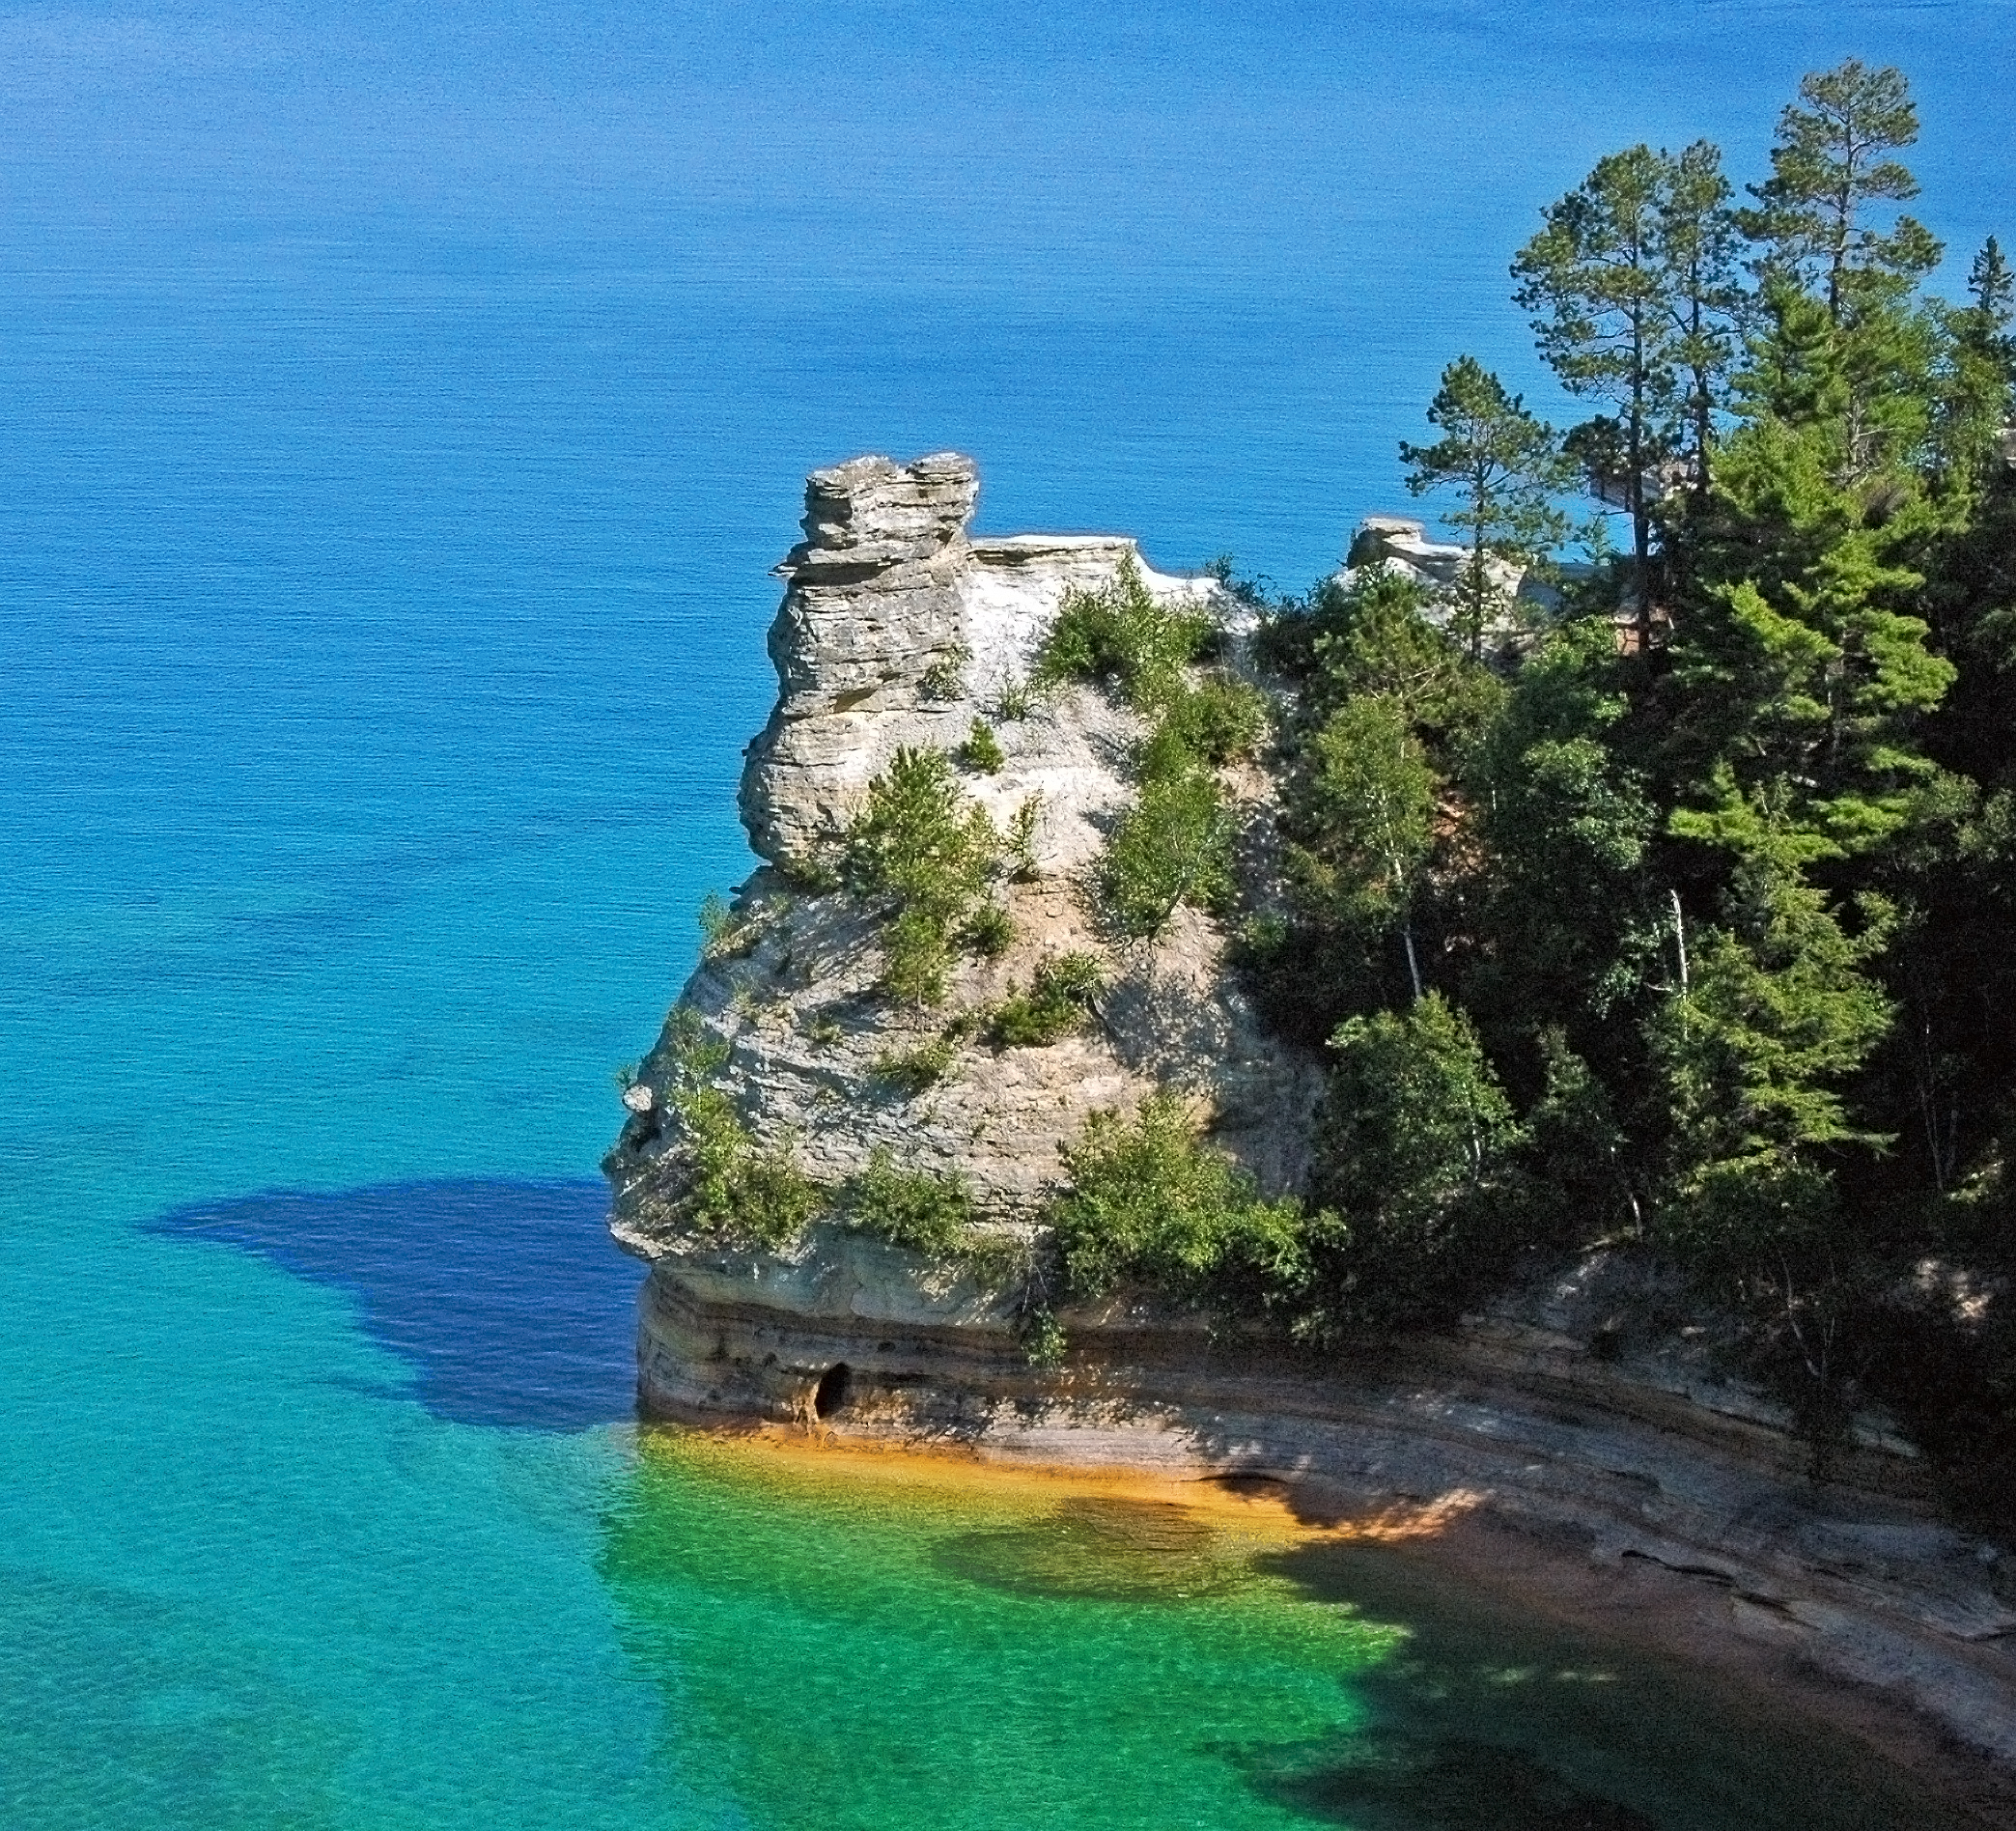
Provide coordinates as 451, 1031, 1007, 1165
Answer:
1741, 58, 1941, 324
1401, 355, 1573, 658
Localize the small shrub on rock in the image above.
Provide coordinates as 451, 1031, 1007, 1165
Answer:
1032, 554, 1215, 712
918, 641, 971, 703
844, 746, 1003, 1005
959, 902, 1016, 959
957, 718, 1006, 773
870, 1035, 957, 1095
1007, 795, 1043, 882
989, 952, 1106, 1047
659, 1012, 824, 1249
1097, 768, 1237, 939
1162, 674, 1271, 765
841, 1147, 976, 1255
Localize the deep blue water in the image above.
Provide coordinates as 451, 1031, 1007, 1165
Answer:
3, 3, 2011, 1824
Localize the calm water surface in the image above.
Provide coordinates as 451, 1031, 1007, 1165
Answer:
4, 2, 2011, 1823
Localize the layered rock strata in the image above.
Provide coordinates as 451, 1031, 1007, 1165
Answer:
606, 452, 2016, 1791
608, 451, 1317, 1228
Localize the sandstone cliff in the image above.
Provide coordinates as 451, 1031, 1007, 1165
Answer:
603, 453, 2016, 1795
606, 451, 1320, 1240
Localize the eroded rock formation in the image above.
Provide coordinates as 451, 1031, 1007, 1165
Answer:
607, 452, 1317, 1245
604, 453, 2016, 1791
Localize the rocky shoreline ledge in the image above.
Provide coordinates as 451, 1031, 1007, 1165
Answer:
629, 1225, 2016, 1814
606, 453, 2016, 1812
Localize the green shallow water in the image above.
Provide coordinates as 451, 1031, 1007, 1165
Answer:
600, 1434, 1972, 1831
0, 1181, 1976, 1828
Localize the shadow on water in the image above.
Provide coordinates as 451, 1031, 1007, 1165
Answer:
1241, 1733, 1657, 1831
1228, 1535, 1982, 1831
150, 1179, 644, 1429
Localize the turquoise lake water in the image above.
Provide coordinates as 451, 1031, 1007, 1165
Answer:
4, 3, 2012, 1823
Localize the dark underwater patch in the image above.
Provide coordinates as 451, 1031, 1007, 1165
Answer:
1241, 1732, 1657, 1830
933, 1496, 1254, 1602
151, 1178, 642, 1429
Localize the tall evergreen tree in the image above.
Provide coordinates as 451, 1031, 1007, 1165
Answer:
1514, 146, 1671, 637
1936, 237, 2016, 486
1400, 356, 1572, 659
1739, 61, 1945, 487
1657, 141, 1748, 508
1969, 236, 2014, 348
1741, 58, 1941, 324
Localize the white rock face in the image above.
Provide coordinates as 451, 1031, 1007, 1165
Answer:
607, 451, 1321, 1251
738, 453, 1218, 869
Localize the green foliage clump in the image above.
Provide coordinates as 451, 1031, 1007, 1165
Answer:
1302, 994, 1524, 1331
840, 1147, 976, 1255
957, 719, 1006, 773
918, 642, 971, 703
870, 1035, 958, 1096
658, 1012, 824, 1249
698, 888, 772, 962
1648, 846, 1897, 1267
799, 1004, 847, 1049
1161, 673, 1271, 764
1097, 762, 1238, 939
1049, 1092, 1307, 1308
697, 890, 739, 959
1029, 557, 1253, 941
1006, 795, 1043, 882
994, 678, 1036, 722
959, 902, 1016, 959
1032, 554, 1216, 711
844, 746, 1004, 1005
989, 952, 1106, 1048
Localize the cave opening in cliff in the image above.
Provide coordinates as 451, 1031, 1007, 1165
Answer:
813, 1362, 851, 1421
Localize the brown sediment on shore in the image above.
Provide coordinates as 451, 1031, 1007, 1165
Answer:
642, 1415, 1486, 1542
645, 1415, 2016, 1826
623, 1233, 2016, 1818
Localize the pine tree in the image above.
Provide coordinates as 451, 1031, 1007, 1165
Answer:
1514, 145, 1672, 635
1970, 236, 2014, 346
1937, 238, 2016, 486
1657, 140, 1748, 507
1741, 59, 1941, 324
1400, 356, 1572, 658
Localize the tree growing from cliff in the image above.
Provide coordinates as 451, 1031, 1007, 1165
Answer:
1285, 693, 1438, 1000
844, 746, 1004, 1004
1301, 994, 1523, 1333
1050, 1092, 1306, 1310
1401, 356, 1573, 658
